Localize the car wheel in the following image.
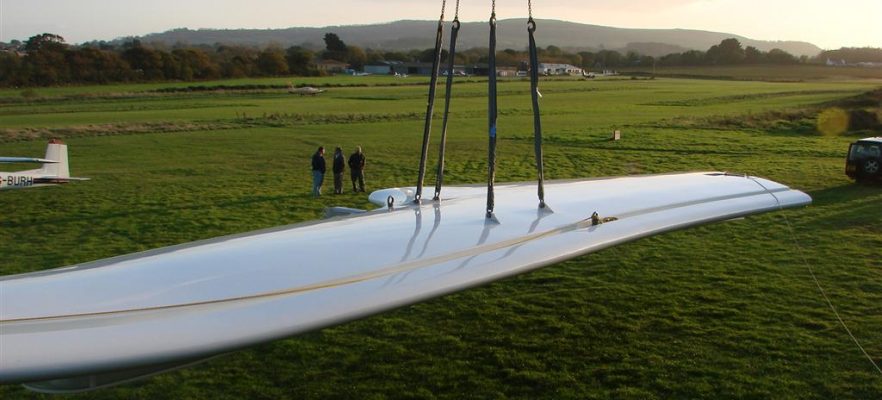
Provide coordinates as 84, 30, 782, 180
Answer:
863, 159, 880, 175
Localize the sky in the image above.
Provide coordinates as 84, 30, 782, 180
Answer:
1, 0, 880, 50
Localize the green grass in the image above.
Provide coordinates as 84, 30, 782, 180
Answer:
1, 74, 880, 399
0, 75, 434, 99
622, 64, 882, 82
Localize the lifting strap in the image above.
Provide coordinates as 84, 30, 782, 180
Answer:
414, 1, 447, 203
485, 3, 498, 219
527, 8, 547, 209
433, 1, 461, 201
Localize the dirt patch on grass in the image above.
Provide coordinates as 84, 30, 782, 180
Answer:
644, 90, 854, 107
647, 89, 882, 135
0, 122, 239, 142
0, 111, 432, 142
234, 112, 426, 127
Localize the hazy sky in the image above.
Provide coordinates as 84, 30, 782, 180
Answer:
2, 0, 880, 49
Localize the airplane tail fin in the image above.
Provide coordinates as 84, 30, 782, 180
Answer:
38, 139, 70, 178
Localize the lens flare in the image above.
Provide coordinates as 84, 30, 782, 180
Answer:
817, 108, 849, 136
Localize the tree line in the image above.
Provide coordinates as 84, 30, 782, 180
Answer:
1, 33, 879, 87
818, 47, 882, 64
0, 34, 321, 86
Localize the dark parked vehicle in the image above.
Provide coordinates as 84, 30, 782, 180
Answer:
846, 137, 882, 182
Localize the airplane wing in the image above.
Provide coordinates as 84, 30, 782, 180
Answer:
0, 172, 810, 392
0, 157, 58, 164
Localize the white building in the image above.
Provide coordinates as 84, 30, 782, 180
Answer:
537, 63, 583, 76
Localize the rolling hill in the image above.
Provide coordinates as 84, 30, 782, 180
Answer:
140, 19, 822, 57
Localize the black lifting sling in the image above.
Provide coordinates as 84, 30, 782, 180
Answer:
414, 1, 447, 203
527, 1, 549, 210
485, 2, 498, 219
433, 1, 461, 201
486, 1, 549, 218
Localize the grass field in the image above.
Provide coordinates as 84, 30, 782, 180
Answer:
622, 64, 882, 82
1, 73, 881, 399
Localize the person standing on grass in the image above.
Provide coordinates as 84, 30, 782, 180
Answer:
348, 146, 366, 192
332, 147, 345, 194
311, 146, 326, 197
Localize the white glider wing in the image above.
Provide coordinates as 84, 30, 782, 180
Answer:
0, 172, 810, 392
0, 157, 58, 164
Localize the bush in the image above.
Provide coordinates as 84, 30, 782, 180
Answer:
848, 109, 881, 130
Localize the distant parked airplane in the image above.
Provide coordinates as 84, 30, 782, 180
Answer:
0, 139, 89, 190
288, 84, 325, 96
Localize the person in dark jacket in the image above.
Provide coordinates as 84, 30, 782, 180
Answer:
332, 147, 345, 194
348, 146, 366, 192
311, 146, 326, 197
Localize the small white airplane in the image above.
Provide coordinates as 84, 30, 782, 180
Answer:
288, 84, 325, 96
582, 70, 597, 79
0, 139, 89, 190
